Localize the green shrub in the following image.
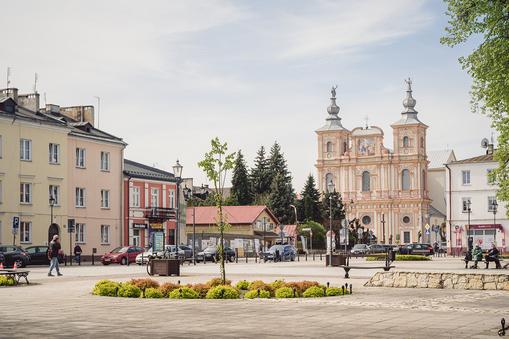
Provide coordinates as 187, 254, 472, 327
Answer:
92, 280, 120, 296
130, 278, 159, 290
117, 283, 141, 298
275, 287, 295, 298
144, 287, 163, 298
169, 287, 199, 299
159, 282, 180, 297
326, 287, 343, 296
270, 280, 285, 290
186, 283, 210, 299
207, 278, 231, 287
244, 289, 270, 299
302, 286, 325, 298
284, 281, 319, 296
0, 276, 16, 286
249, 280, 274, 296
236, 280, 250, 290
205, 285, 240, 299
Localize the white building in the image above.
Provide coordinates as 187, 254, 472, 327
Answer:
445, 150, 507, 252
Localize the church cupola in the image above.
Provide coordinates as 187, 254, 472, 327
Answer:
316, 85, 347, 132
393, 78, 423, 126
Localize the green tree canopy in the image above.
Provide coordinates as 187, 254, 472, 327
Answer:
231, 150, 252, 205
267, 141, 291, 184
299, 174, 322, 222
268, 172, 295, 224
441, 0, 509, 215
298, 220, 326, 249
250, 146, 271, 202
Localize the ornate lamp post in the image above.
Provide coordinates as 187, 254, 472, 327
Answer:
290, 204, 298, 246
172, 160, 183, 249
49, 196, 55, 224
327, 182, 335, 263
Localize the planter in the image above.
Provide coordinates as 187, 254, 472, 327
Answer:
149, 259, 180, 276
326, 254, 346, 267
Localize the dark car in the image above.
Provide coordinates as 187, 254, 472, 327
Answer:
178, 245, 193, 260
368, 244, 387, 254
25, 246, 65, 265
196, 246, 235, 263
0, 252, 4, 266
101, 246, 144, 265
399, 243, 434, 256
262, 245, 296, 262
0, 245, 30, 268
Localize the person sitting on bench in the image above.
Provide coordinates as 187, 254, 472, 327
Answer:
471, 244, 483, 269
485, 243, 502, 269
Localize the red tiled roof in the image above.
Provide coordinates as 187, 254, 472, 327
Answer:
276, 224, 298, 237
186, 205, 279, 225
451, 154, 494, 164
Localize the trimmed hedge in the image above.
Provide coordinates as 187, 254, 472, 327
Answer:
275, 287, 295, 298
270, 280, 286, 290
169, 287, 199, 299
244, 289, 271, 299
207, 278, 231, 287
130, 278, 159, 290
236, 280, 250, 290
366, 254, 431, 261
159, 282, 180, 297
118, 284, 141, 298
144, 287, 163, 298
249, 280, 275, 296
206, 285, 240, 299
303, 286, 325, 298
93, 280, 120, 297
0, 276, 16, 286
326, 287, 343, 296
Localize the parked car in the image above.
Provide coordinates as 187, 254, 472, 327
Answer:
101, 246, 144, 265
135, 248, 153, 265
0, 245, 30, 268
25, 245, 64, 265
161, 245, 186, 260
0, 252, 4, 266
368, 244, 387, 254
399, 243, 434, 256
179, 245, 193, 260
350, 244, 370, 255
196, 246, 235, 262
261, 245, 296, 262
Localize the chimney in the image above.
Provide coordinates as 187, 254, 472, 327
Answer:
17, 93, 40, 112
487, 143, 494, 155
59, 106, 95, 126
0, 88, 19, 101
45, 104, 60, 114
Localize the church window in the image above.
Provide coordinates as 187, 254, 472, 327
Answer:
362, 171, 370, 192
402, 169, 410, 190
422, 170, 426, 191
343, 141, 347, 154
403, 136, 409, 148
403, 216, 410, 224
362, 215, 371, 225
325, 173, 333, 189
326, 142, 333, 153
420, 137, 424, 148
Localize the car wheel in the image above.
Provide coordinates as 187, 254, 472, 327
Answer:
229, 256, 235, 263
121, 257, 127, 265
15, 259, 24, 268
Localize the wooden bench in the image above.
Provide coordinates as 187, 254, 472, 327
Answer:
0, 269, 30, 285
338, 265, 395, 279
464, 258, 505, 269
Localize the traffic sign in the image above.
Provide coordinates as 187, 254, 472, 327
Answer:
425, 223, 430, 230
67, 219, 75, 233
425, 229, 430, 235
12, 216, 19, 234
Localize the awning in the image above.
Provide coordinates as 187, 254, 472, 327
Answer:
468, 224, 504, 231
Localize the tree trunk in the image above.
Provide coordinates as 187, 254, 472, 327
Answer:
218, 203, 226, 285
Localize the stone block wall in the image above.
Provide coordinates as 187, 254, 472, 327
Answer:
365, 271, 509, 290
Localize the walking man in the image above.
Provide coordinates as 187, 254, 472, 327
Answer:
48, 235, 63, 276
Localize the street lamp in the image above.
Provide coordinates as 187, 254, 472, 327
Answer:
49, 196, 55, 224
492, 199, 498, 246
290, 204, 298, 246
327, 181, 335, 264
381, 213, 386, 244
183, 186, 195, 265
172, 160, 183, 248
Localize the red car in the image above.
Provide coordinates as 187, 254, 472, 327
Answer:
101, 246, 144, 265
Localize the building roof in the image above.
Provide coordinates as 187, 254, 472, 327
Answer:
427, 149, 456, 169
316, 88, 349, 132
450, 153, 495, 164
124, 159, 176, 182
186, 205, 279, 225
429, 205, 446, 218
351, 126, 383, 136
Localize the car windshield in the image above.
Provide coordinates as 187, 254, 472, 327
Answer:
204, 247, 216, 252
353, 244, 366, 249
110, 247, 128, 253
268, 246, 284, 253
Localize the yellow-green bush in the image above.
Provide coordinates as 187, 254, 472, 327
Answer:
244, 289, 270, 299
270, 280, 285, 290
326, 287, 344, 296
236, 280, 250, 290
205, 285, 240, 299
169, 287, 199, 299
92, 280, 120, 297
0, 276, 16, 286
302, 286, 325, 298
275, 287, 295, 298
144, 287, 163, 298
117, 283, 141, 298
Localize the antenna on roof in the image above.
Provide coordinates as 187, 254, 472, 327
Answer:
33, 73, 38, 93
94, 96, 100, 129
6, 67, 11, 88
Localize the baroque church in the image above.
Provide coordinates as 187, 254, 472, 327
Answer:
315, 80, 430, 245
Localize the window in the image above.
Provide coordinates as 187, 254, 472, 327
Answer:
20, 139, 32, 161
326, 141, 333, 153
131, 187, 140, 207
130, 229, 140, 246
362, 215, 371, 225
100, 225, 110, 244
75, 223, 85, 243
0, 180, 2, 204
462, 170, 471, 185
402, 169, 410, 190
403, 216, 410, 224
362, 171, 370, 192
402, 136, 409, 148
75, 188, 86, 207
488, 196, 497, 212
20, 221, 31, 243
151, 188, 159, 207
325, 173, 333, 190
76, 148, 86, 168
49, 143, 60, 164
403, 231, 411, 244
462, 197, 471, 213
101, 189, 110, 208
487, 169, 495, 185
100, 151, 110, 171
49, 185, 60, 205
420, 137, 424, 148
169, 189, 175, 208
20, 183, 32, 204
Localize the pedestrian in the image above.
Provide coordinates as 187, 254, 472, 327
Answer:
275, 248, 280, 262
74, 244, 82, 264
48, 235, 63, 276
433, 242, 439, 256
471, 244, 483, 269
485, 243, 501, 269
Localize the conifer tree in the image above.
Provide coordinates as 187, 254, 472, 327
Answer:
300, 174, 322, 222
267, 142, 290, 184
231, 150, 252, 205
268, 172, 295, 224
250, 146, 271, 201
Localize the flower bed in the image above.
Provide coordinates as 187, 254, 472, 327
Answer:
92, 278, 353, 300
366, 254, 431, 261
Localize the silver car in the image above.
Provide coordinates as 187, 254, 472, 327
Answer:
135, 248, 153, 265
351, 244, 370, 255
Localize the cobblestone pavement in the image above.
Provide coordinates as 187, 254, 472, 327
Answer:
0, 258, 508, 338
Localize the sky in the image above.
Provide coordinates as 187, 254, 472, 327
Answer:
1, 0, 494, 191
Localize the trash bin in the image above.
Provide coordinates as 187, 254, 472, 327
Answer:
326, 254, 346, 267
149, 259, 180, 276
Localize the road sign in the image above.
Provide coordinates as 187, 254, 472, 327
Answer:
67, 219, 75, 233
12, 216, 19, 234
425, 223, 430, 230
425, 229, 430, 235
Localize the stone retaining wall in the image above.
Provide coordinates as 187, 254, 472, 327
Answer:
364, 271, 509, 290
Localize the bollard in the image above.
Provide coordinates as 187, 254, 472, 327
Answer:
297, 253, 299, 262
323, 286, 327, 294
64, 256, 67, 266
293, 288, 297, 298
178, 280, 181, 285
313, 252, 315, 261
305, 253, 308, 261
326, 282, 330, 288
204, 256, 206, 264
92, 253, 95, 266
320, 253, 322, 261
349, 284, 352, 295
235, 249, 239, 263
255, 252, 258, 263
341, 286, 345, 295
257, 288, 260, 297
246, 253, 248, 263
142, 287, 146, 298
115, 287, 119, 297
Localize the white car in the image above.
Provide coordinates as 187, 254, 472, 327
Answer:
135, 249, 153, 265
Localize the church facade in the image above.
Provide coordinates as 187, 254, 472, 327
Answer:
315, 80, 430, 245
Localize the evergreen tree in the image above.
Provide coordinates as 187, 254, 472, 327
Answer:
267, 142, 290, 184
250, 146, 271, 200
230, 150, 252, 205
268, 172, 295, 224
300, 175, 322, 222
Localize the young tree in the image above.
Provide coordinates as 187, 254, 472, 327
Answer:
441, 1, 509, 216
268, 172, 295, 224
300, 175, 322, 222
321, 191, 346, 248
298, 220, 326, 250
198, 137, 235, 284
231, 150, 252, 205
250, 146, 271, 202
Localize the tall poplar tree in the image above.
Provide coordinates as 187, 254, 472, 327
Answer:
300, 175, 322, 222
250, 146, 271, 203
268, 172, 295, 224
231, 150, 252, 205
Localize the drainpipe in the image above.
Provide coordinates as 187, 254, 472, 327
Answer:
126, 175, 132, 247
444, 164, 452, 255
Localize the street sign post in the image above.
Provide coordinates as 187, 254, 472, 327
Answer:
68, 219, 75, 266
12, 216, 20, 245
